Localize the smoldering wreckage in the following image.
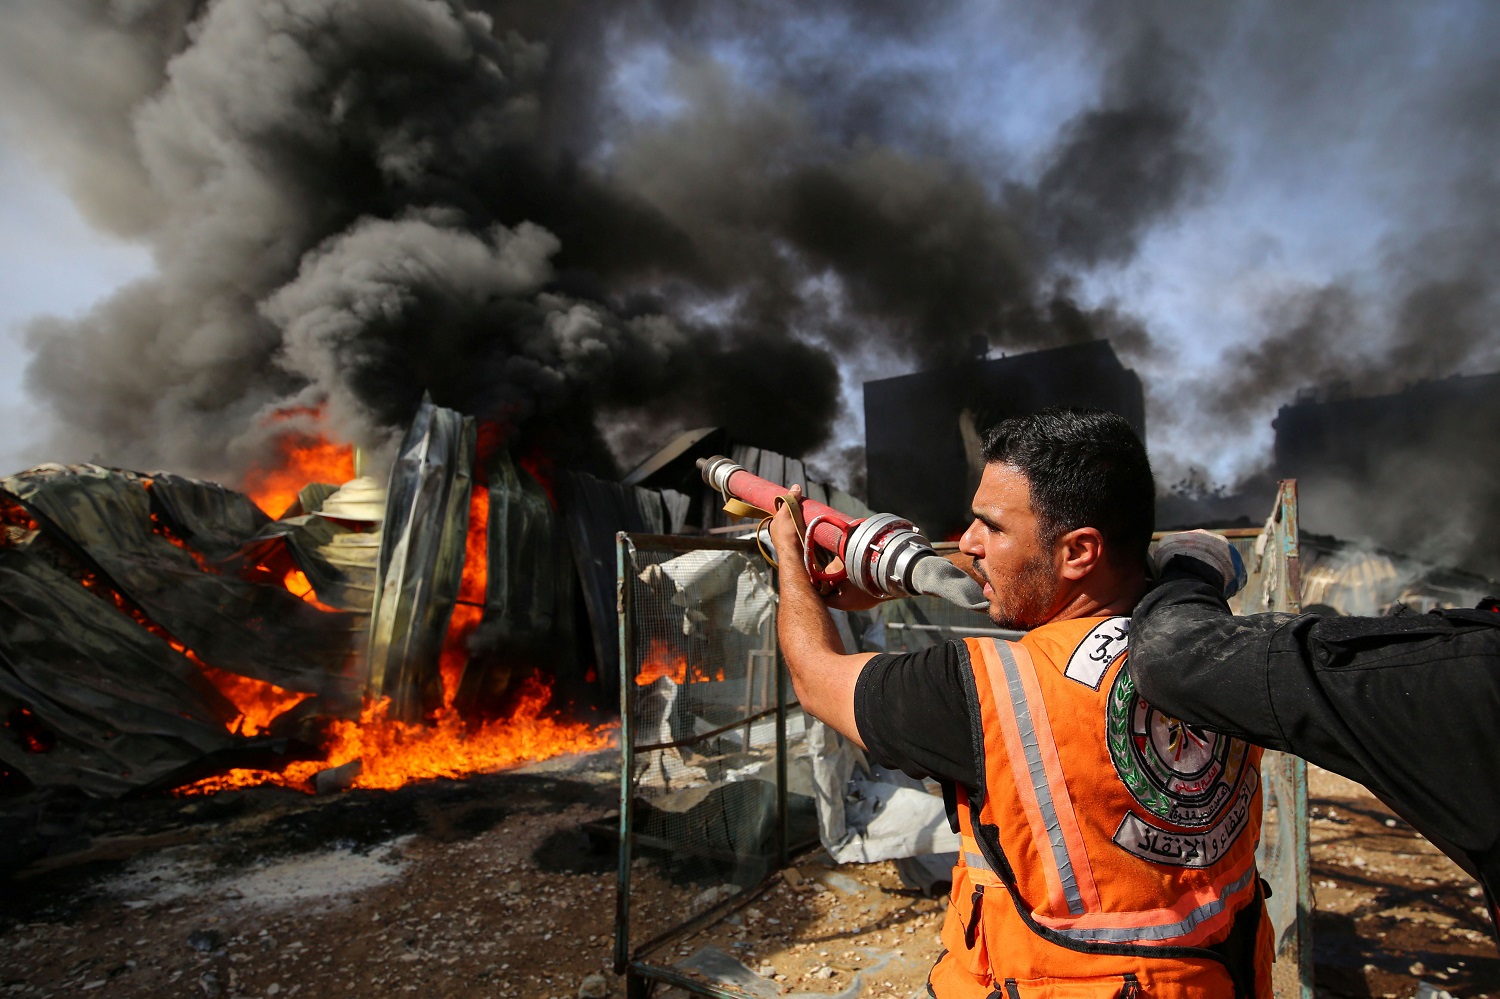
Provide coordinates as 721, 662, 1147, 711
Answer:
0, 402, 822, 800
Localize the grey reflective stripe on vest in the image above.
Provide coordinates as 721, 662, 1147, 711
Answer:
965, 851, 993, 872
1049, 865, 1258, 943
993, 641, 1085, 916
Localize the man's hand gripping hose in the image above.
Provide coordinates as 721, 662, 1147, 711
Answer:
697, 455, 986, 611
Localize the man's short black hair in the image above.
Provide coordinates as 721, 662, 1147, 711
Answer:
980, 407, 1155, 568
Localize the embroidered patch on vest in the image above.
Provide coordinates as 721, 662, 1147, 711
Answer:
1063, 616, 1130, 689
1105, 667, 1256, 868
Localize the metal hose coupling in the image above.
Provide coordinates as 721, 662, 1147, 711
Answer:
697, 455, 744, 497
694, 453, 986, 610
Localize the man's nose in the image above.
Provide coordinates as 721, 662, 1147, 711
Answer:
958, 521, 983, 554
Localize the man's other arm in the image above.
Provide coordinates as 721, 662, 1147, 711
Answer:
770, 487, 875, 748
1127, 556, 1287, 748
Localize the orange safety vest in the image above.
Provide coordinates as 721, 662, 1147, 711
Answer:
929, 616, 1274, 999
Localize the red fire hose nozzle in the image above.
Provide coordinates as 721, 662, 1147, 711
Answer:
696, 455, 986, 610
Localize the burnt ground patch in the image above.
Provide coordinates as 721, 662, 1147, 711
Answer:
0, 768, 615, 929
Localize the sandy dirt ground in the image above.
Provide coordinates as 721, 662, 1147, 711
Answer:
1, 757, 1495, 998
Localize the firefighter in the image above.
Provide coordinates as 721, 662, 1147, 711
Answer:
1131, 530, 1500, 940
771, 409, 1272, 998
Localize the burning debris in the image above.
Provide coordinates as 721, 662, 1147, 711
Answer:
0, 466, 333, 797
0, 400, 624, 803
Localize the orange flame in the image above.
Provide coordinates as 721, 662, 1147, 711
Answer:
148, 509, 218, 573
634, 638, 725, 686
177, 671, 614, 794
438, 484, 490, 704
0, 498, 39, 544
242, 423, 356, 520
280, 568, 341, 613
202, 667, 312, 735
175, 477, 616, 796
458, 485, 489, 606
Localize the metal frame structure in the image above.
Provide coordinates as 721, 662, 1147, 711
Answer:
613, 532, 799, 999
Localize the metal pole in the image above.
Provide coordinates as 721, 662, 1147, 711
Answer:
614, 532, 634, 976
1278, 482, 1314, 999
742, 644, 756, 753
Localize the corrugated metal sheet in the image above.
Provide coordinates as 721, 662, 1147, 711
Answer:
484, 449, 562, 639
449, 448, 578, 717
366, 399, 476, 721
1299, 532, 1498, 615
559, 470, 689, 705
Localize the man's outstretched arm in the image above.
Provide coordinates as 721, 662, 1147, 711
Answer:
769, 486, 875, 748
1128, 556, 1288, 749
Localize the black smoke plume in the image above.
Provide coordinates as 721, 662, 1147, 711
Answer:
1163, 2, 1500, 574
0, 0, 1208, 482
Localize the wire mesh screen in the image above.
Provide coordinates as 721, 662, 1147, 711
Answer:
615, 533, 814, 983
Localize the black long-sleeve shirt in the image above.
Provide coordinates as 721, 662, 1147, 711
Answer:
1129, 557, 1500, 897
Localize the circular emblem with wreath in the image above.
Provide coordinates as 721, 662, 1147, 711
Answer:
1106, 667, 1250, 829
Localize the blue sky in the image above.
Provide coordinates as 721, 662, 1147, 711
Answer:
0, 137, 151, 473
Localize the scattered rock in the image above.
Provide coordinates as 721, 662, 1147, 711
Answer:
694, 884, 735, 909
781, 868, 803, 888
578, 971, 609, 998
198, 971, 223, 998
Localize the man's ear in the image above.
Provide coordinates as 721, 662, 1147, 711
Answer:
1057, 526, 1104, 580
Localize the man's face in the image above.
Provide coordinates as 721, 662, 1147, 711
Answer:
958, 463, 1060, 630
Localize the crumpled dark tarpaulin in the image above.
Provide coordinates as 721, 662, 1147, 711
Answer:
1, 465, 356, 701
0, 540, 310, 797
147, 471, 272, 558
